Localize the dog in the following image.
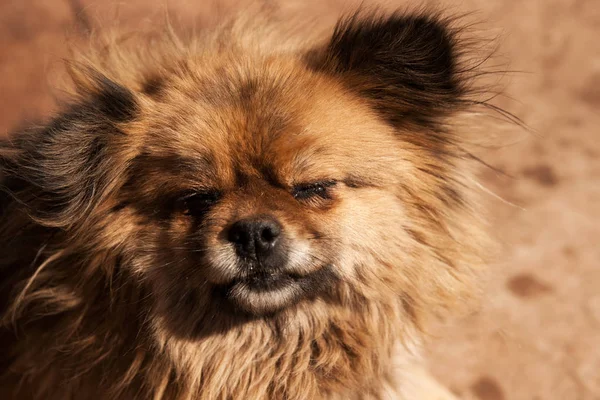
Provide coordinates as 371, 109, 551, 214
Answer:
0, 5, 492, 399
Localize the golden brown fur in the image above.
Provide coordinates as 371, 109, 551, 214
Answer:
0, 5, 494, 399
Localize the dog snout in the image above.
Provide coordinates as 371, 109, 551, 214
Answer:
227, 215, 283, 262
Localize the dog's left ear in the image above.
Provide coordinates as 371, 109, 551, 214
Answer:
306, 12, 467, 128
1, 68, 139, 228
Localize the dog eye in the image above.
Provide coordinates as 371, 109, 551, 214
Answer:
292, 181, 337, 200
179, 191, 221, 216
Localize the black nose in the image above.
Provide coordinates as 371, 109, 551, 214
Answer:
227, 216, 282, 261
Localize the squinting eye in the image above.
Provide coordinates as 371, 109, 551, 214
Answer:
179, 191, 221, 216
292, 181, 337, 201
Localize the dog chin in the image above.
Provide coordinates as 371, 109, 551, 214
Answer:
218, 266, 335, 316
226, 275, 304, 315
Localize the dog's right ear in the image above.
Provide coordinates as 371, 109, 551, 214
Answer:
0, 68, 139, 228
306, 11, 468, 128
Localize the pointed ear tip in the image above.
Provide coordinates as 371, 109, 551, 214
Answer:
63, 61, 119, 89
64, 62, 102, 93
64, 66, 139, 123
334, 7, 452, 26
320, 9, 462, 71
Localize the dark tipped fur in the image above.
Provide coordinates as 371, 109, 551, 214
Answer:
93, 74, 139, 122
0, 92, 126, 227
141, 74, 167, 98
308, 11, 467, 128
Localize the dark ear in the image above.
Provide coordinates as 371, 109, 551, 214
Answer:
0, 71, 138, 228
307, 11, 467, 128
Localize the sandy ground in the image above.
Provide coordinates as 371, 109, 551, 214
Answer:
1, 0, 598, 399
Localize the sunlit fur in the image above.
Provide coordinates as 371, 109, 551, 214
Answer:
0, 6, 493, 400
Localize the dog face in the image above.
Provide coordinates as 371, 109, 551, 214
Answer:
4, 13, 478, 339
123, 62, 416, 320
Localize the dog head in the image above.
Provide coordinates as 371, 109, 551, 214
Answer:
4, 12, 483, 340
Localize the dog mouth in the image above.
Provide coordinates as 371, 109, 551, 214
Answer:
219, 267, 334, 316
237, 271, 301, 291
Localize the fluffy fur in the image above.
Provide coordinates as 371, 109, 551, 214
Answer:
0, 6, 492, 400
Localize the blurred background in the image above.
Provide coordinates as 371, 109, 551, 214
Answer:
0, 0, 598, 399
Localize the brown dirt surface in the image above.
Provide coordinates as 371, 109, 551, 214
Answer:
1, 1, 598, 399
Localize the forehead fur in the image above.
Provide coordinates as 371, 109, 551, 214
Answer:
134, 54, 409, 189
